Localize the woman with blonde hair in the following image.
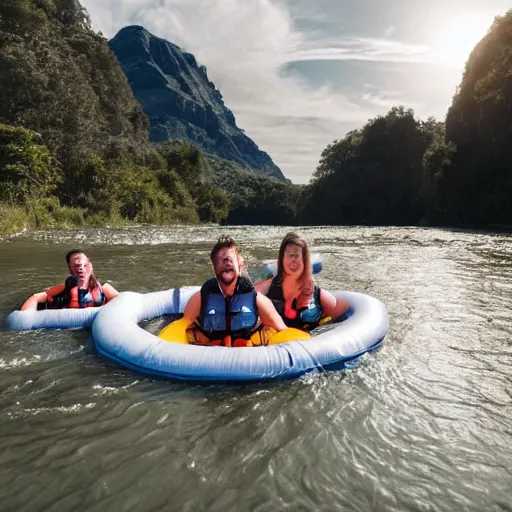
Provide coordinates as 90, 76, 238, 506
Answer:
255, 232, 349, 331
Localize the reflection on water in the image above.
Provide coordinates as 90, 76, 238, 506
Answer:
0, 225, 511, 511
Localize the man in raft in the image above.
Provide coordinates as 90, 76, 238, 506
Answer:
182, 235, 289, 347
20, 250, 119, 310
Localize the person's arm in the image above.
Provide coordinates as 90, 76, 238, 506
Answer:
319, 289, 349, 319
256, 292, 287, 331
253, 278, 272, 295
102, 283, 120, 302
182, 291, 201, 325
20, 291, 48, 311
20, 283, 68, 311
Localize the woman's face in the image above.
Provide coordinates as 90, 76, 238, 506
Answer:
282, 243, 304, 278
68, 253, 92, 285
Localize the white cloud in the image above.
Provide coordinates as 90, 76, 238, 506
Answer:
384, 25, 395, 38
81, 0, 452, 183
361, 92, 411, 110
290, 35, 436, 64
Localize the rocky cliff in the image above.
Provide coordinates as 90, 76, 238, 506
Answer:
109, 25, 285, 180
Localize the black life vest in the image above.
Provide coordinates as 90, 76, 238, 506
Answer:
267, 278, 323, 331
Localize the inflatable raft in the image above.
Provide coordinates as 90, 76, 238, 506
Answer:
6, 306, 100, 331
92, 286, 389, 383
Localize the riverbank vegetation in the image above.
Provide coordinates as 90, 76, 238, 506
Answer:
1, 2, 511, 234
299, 10, 512, 230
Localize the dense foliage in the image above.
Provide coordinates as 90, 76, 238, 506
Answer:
0, 123, 84, 230
0, 0, 148, 171
205, 155, 301, 225
299, 9, 512, 229
0, 0, 229, 234
435, 10, 512, 227
1, 1, 511, 233
300, 108, 443, 225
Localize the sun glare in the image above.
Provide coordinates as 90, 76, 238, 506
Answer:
433, 11, 495, 68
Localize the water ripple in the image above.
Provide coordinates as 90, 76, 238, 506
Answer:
1, 226, 512, 511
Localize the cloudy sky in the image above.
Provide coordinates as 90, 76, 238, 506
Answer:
81, 0, 510, 183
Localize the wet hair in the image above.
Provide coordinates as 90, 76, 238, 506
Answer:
276, 232, 314, 304
65, 249, 85, 266
210, 235, 243, 266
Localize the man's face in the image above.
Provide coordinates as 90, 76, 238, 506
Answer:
213, 247, 240, 286
68, 253, 91, 283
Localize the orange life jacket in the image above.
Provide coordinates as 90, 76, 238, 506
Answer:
43, 276, 106, 309
67, 281, 106, 308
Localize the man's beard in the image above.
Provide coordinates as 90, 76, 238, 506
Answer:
215, 269, 237, 286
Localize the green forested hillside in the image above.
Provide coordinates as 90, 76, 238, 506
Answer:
0, 0, 229, 234
1, 1, 511, 234
0, 0, 148, 172
433, 10, 512, 227
304, 9, 512, 229
205, 154, 301, 225
300, 108, 443, 226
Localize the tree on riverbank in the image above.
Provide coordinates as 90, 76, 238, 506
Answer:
299, 107, 443, 226
303, 9, 512, 229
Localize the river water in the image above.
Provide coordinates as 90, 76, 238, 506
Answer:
0, 225, 511, 511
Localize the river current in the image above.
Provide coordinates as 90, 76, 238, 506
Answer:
0, 225, 511, 511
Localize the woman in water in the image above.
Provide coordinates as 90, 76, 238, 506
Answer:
20, 250, 119, 310
255, 232, 349, 331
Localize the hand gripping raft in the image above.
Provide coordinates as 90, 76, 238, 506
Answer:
91, 286, 389, 383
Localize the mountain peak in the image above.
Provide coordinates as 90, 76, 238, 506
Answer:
109, 26, 284, 180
